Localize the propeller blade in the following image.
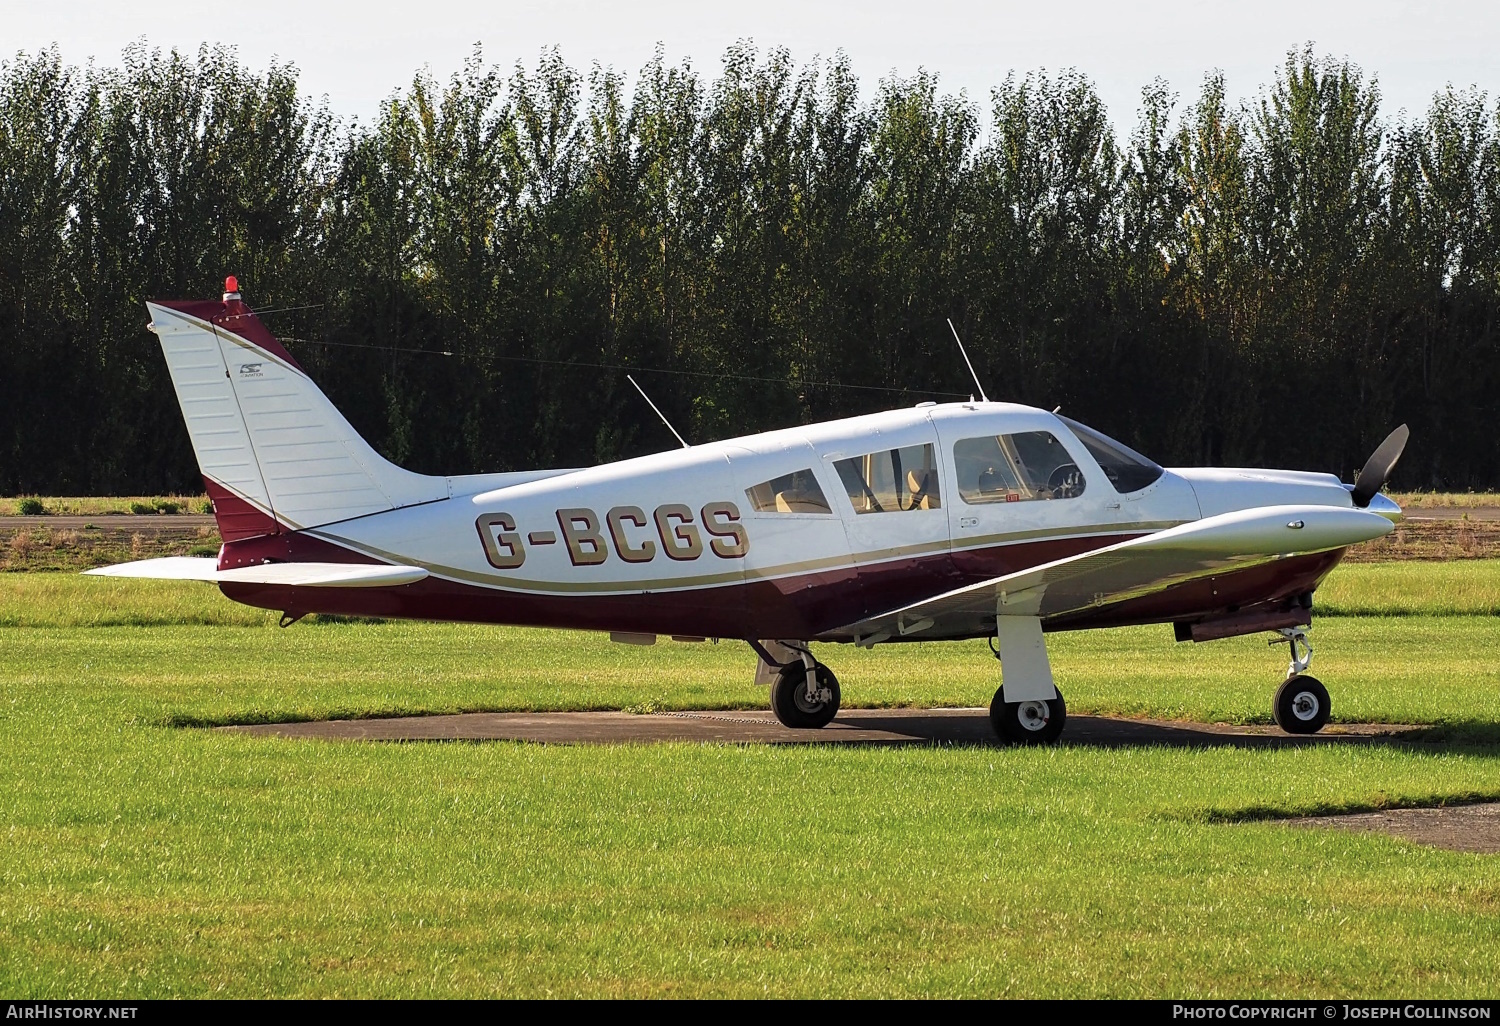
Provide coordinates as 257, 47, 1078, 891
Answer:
1350, 424, 1409, 507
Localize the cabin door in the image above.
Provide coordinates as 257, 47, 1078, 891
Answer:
819, 419, 958, 621
933, 414, 1120, 582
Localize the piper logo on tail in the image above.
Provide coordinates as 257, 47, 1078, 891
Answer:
476, 503, 748, 570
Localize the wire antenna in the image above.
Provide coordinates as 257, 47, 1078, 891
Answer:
627, 374, 690, 449
947, 318, 989, 402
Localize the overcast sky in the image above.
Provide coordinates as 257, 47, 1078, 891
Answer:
5, 0, 1497, 133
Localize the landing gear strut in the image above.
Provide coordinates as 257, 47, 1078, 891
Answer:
988, 616, 1067, 744
1269, 627, 1330, 734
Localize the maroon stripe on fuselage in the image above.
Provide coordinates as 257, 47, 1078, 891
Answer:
213, 529, 1343, 641
218, 532, 1141, 637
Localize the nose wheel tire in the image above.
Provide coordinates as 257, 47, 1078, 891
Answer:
990, 686, 1067, 744
1273, 675, 1330, 734
770, 663, 841, 729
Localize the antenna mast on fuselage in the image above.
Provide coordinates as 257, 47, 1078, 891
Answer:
626, 374, 690, 449
947, 318, 989, 403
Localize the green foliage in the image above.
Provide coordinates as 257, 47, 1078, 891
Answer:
128, 501, 154, 514
16, 498, 43, 515
2, 44, 1499, 492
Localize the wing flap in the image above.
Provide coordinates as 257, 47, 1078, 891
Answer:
83, 558, 428, 588
833, 505, 1392, 642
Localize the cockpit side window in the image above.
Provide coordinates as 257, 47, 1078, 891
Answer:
832, 444, 941, 514
954, 431, 1086, 504
744, 468, 833, 514
1058, 416, 1164, 493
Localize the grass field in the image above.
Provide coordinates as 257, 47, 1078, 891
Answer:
0, 495, 210, 516
2, 566, 1498, 997
1389, 492, 1500, 508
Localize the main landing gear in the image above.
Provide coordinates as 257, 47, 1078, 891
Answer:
1269, 627, 1330, 734
753, 641, 842, 729
771, 661, 841, 729
989, 685, 1068, 744
988, 616, 1067, 745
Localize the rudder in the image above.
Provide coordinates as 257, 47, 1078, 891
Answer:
147, 282, 446, 537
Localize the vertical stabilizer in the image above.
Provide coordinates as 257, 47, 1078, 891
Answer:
147, 285, 446, 534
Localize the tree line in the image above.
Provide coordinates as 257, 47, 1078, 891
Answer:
1, 42, 1497, 494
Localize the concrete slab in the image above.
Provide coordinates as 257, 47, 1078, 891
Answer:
1285, 802, 1500, 854
220, 708, 1423, 748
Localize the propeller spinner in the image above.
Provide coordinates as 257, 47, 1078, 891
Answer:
1350, 424, 1409, 508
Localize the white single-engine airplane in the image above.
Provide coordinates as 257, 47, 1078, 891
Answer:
89, 280, 1409, 743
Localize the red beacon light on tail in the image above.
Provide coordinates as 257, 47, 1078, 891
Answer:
223, 276, 241, 302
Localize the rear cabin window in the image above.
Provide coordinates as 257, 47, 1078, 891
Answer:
1058, 416, 1164, 493
953, 431, 1086, 504
832, 444, 941, 514
744, 468, 833, 514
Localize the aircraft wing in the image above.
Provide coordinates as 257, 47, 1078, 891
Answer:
829, 505, 1393, 643
83, 557, 429, 588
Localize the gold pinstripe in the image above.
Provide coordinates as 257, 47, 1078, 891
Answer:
310, 520, 1190, 595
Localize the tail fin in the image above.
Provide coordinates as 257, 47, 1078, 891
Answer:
147, 286, 446, 539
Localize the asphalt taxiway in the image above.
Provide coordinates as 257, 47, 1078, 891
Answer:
221, 707, 1420, 748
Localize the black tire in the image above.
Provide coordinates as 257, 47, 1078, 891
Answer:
770, 662, 840, 729
990, 685, 1067, 744
1273, 675, 1330, 734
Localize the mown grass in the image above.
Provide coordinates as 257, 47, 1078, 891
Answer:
3, 736, 1500, 998
0, 575, 275, 627
7, 609, 1498, 731
1316, 559, 1500, 615
1, 568, 1498, 997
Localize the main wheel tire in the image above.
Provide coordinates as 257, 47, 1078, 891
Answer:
990, 685, 1067, 744
770, 663, 841, 729
1273, 674, 1330, 734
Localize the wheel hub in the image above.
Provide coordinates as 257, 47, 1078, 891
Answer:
1015, 700, 1050, 732
793, 686, 830, 714
1291, 691, 1321, 721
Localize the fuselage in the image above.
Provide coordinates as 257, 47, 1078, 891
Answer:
213, 401, 1398, 641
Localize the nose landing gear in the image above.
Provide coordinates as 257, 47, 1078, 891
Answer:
1269, 627, 1330, 734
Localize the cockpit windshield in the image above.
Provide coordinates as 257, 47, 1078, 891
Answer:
1058, 416, 1164, 494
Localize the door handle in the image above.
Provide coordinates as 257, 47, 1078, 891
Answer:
1105, 502, 1121, 510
